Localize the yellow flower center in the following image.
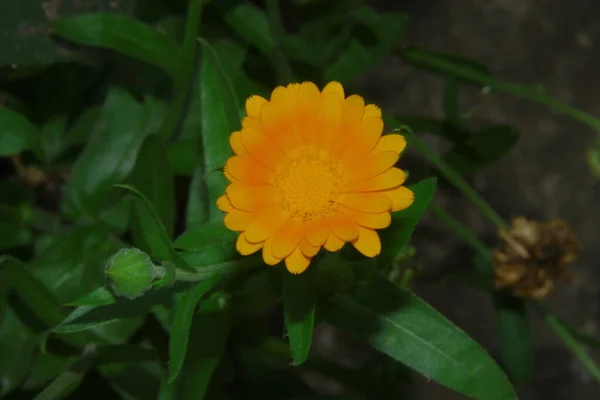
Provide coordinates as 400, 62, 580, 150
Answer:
274, 149, 344, 221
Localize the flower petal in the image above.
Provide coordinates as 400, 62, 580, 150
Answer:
260, 102, 299, 154
216, 195, 233, 212
306, 219, 329, 247
339, 193, 392, 213
229, 131, 246, 155
356, 116, 384, 155
246, 95, 267, 117
323, 233, 344, 252
224, 169, 235, 182
242, 116, 263, 129
227, 182, 277, 211
327, 213, 359, 241
272, 218, 304, 259
285, 246, 311, 274
341, 95, 364, 126
322, 81, 344, 101
345, 151, 399, 184
299, 238, 320, 257
224, 210, 255, 231
245, 210, 289, 243
363, 104, 381, 119
382, 186, 415, 212
317, 93, 342, 150
296, 82, 321, 145
372, 134, 407, 154
241, 126, 285, 170
351, 227, 381, 257
262, 237, 282, 265
225, 155, 273, 184
340, 208, 391, 229
343, 168, 406, 193
236, 232, 263, 255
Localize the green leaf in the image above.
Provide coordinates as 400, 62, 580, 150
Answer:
282, 267, 317, 365
587, 142, 600, 178
173, 223, 237, 251
30, 226, 112, 303
1, 255, 67, 328
127, 135, 176, 237
67, 286, 116, 307
282, 1, 359, 67
39, 116, 68, 163
379, 178, 437, 268
63, 88, 158, 216
0, 106, 38, 155
401, 46, 491, 81
222, 4, 276, 56
0, 308, 38, 396
54, 284, 187, 334
0, 1, 136, 67
325, 7, 408, 84
34, 344, 157, 400
22, 352, 75, 393
169, 276, 222, 382
443, 77, 461, 122
173, 310, 233, 398
199, 40, 243, 221
494, 293, 533, 384
167, 139, 202, 175
328, 278, 517, 400
54, 13, 180, 78
186, 165, 210, 228
0, 221, 33, 251
443, 124, 519, 174
116, 184, 192, 282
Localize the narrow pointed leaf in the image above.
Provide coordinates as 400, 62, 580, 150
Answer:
127, 135, 176, 237
0, 107, 38, 155
168, 276, 222, 382
173, 310, 233, 398
54, 13, 179, 78
198, 40, 243, 221
283, 267, 317, 365
379, 177, 437, 268
494, 293, 533, 383
328, 278, 517, 400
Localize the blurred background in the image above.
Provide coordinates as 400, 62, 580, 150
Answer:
359, 0, 600, 398
2, 0, 600, 399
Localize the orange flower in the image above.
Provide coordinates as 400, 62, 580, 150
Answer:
216, 82, 414, 274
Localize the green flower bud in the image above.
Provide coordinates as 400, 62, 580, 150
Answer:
105, 248, 157, 299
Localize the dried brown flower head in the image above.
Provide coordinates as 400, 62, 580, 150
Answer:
493, 217, 581, 300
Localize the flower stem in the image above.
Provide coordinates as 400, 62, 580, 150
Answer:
158, 0, 204, 142
408, 132, 507, 229
401, 47, 600, 133
430, 203, 491, 261
153, 256, 261, 283
265, 0, 296, 84
534, 305, 600, 384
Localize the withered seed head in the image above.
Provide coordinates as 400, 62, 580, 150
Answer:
493, 217, 581, 301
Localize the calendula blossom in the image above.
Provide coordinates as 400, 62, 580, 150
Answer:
216, 81, 414, 274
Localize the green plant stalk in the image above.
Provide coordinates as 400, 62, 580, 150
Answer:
430, 203, 491, 262
154, 256, 262, 283
407, 130, 507, 229
158, 0, 204, 142
402, 48, 600, 132
535, 305, 600, 383
265, 0, 297, 83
